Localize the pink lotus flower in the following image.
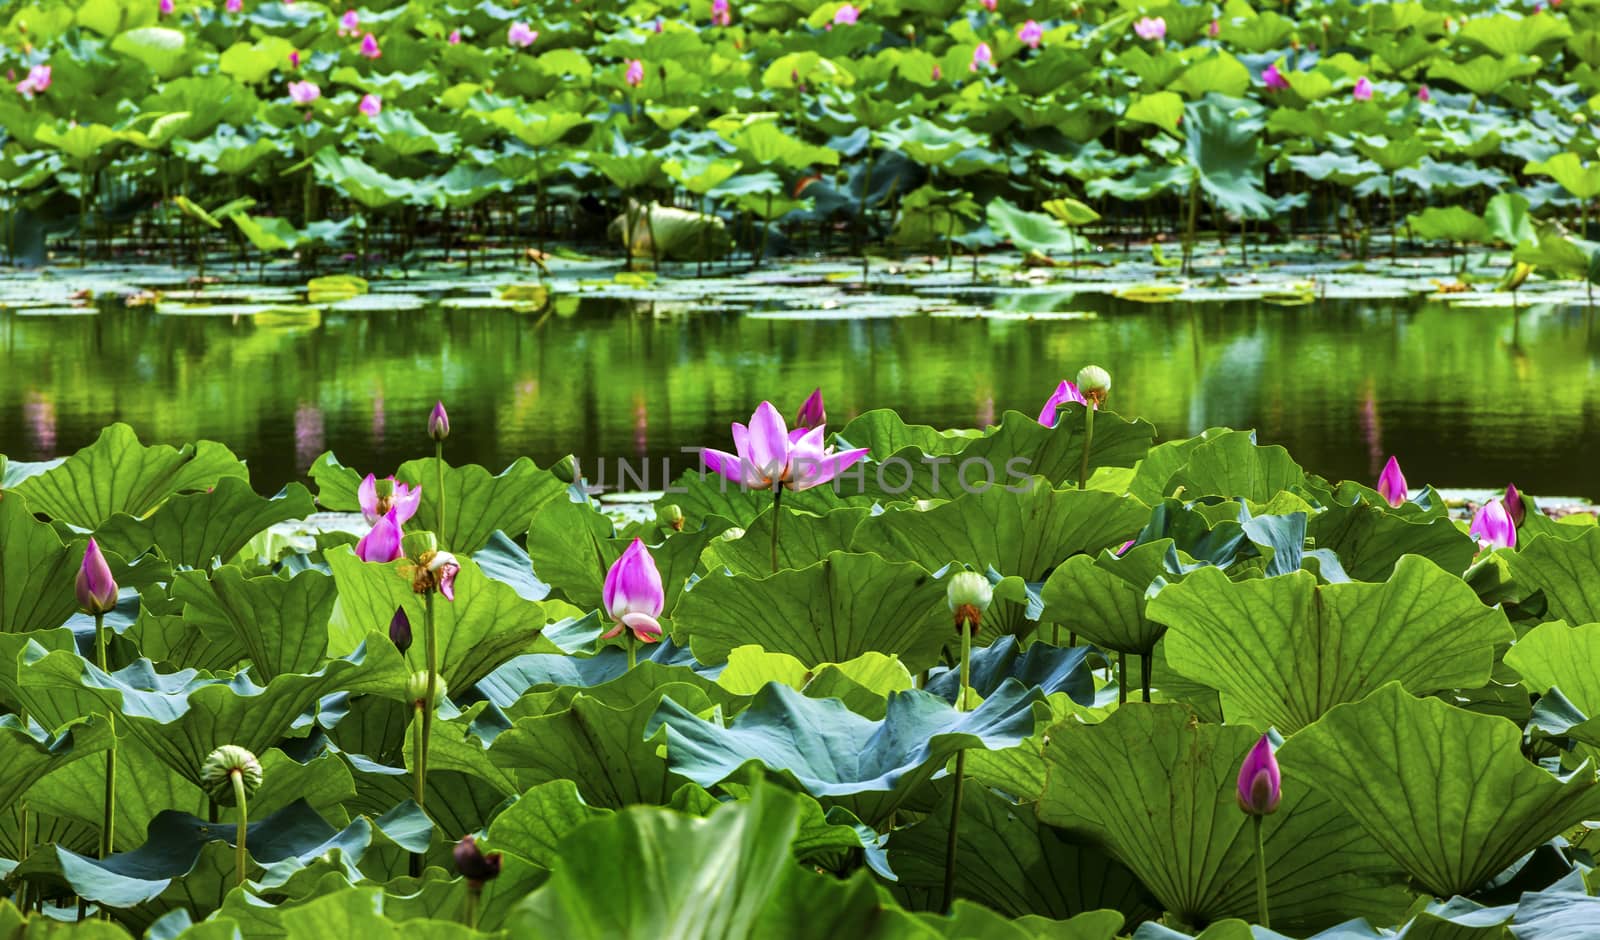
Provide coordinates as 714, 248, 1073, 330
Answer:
1352, 76, 1373, 100
626, 58, 645, 87
359, 32, 381, 58
1208, 18, 1219, 37
931, 63, 942, 80
1263, 62, 1288, 90
1470, 499, 1516, 551
427, 551, 459, 601
795, 388, 825, 431
1037, 379, 1088, 427
339, 9, 358, 34
356, 509, 404, 563
833, 4, 859, 24
448, 28, 461, 44
711, 0, 731, 26
1236, 734, 1281, 815
359, 92, 381, 116
1376, 456, 1407, 507
508, 21, 537, 47
288, 80, 320, 104
981, 0, 995, 10
1418, 85, 1431, 102
600, 538, 665, 643
1018, 19, 1043, 49
160, 0, 174, 15
288, 50, 301, 69
701, 401, 869, 492
359, 473, 419, 524
1133, 16, 1165, 40
76, 537, 119, 615
1504, 483, 1527, 526
969, 41, 993, 71
225, 0, 242, 11
15, 64, 51, 98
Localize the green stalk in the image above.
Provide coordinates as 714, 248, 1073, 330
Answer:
627, 634, 638, 671
410, 701, 425, 877
1117, 651, 1127, 706
463, 884, 482, 930
232, 770, 249, 889
1252, 814, 1270, 928
941, 619, 974, 913
435, 441, 446, 541
1079, 404, 1095, 490
770, 485, 784, 573
420, 591, 438, 809
95, 612, 116, 861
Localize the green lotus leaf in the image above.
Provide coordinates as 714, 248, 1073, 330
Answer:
169, 567, 336, 682
13, 424, 248, 529
1184, 99, 1274, 220
985, 199, 1089, 255
1406, 206, 1490, 245
218, 37, 296, 85
110, 27, 189, 79
1458, 13, 1572, 59
0, 493, 80, 635
1151, 556, 1512, 732
1426, 56, 1540, 97
93, 479, 314, 571
700, 507, 868, 576
0, 715, 112, 811
1484, 192, 1537, 247
1037, 704, 1409, 932
1504, 621, 1600, 738
1508, 528, 1600, 624
76, 0, 157, 36
1307, 500, 1477, 581
276, 886, 479, 940
484, 778, 611, 868
1038, 540, 1192, 655
1282, 682, 1600, 897
672, 551, 948, 671
1162, 430, 1305, 503
1170, 51, 1251, 99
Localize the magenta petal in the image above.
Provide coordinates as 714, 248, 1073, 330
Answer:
437, 562, 459, 601
620, 611, 663, 643
356, 510, 404, 563
605, 538, 665, 619
1376, 456, 1407, 508
600, 620, 624, 640
76, 537, 119, 614
1470, 499, 1516, 551
702, 447, 754, 486
358, 473, 379, 522
1235, 734, 1281, 815
791, 446, 869, 492
392, 482, 422, 526
795, 388, 825, 431
745, 402, 791, 481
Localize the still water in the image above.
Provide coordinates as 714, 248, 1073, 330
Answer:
3, 292, 1598, 499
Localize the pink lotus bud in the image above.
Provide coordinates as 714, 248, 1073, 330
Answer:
76, 538, 119, 615
833, 3, 858, 24
339, 9, 358, 34
454, 835, 501, 886
448, 28, 461, 43
981, 0, 995, 11
1352, 76, 1373, 100
969, 41, 993, 71
1504, 484, 1528, 526
600, 539, 666, 644
931, 63, 941, 80
1263, 62, 1289, 91
1236, 734, 1281, 815
359, 32, 380, 58
289, 50, 301, 69
1209, 18, 1219, 37
1018, 18, 1043, 48
795, 388, 825, 431
160, 0, 174, 15
711, 0, 731, 26
626, 58, 644, 87
428, 400, 450, 440
1470, 499, 1517, 551
1418, 85, 1431, 102
225, 0, 242, 11
1376, 456, 1407, 508
358, 93, 381, 116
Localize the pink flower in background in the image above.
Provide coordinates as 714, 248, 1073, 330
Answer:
339, 8, 358, 34
1352, 76, 1373, 100
23, 391, 56, 456
1418, 85, 1431, 102
969, 41, 993, 71
794, 388, 826, 432
225, 0, 242, 11
288, 80, 320, 104
289, 50, 301, 69
160, 0, 174, 15
1018, 19, 1043, 48
981, 0, 995, 11
359, 32, 381, 58
16, 64, 51, 98
833, 4, 859, 25
1133, 16, 1165, 40
1504, 483, 1528, 526
711, 0, 731, 26
931, 63, 942, 80
293, 401, 324, 472
1208, 18, 1219, 37
508, 21, 537, 47
359, 92, 381, 116
653, 17, 663, 32
1262, 62, 1289, 90
448, 28, 461, 43
625, 58, 645, 86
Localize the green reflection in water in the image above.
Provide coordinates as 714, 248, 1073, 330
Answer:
2, 295, 1597, 498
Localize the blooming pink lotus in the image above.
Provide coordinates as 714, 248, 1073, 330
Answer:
15, 64, 51, 98
1037, 379, 1088, 427
626, 58, 645, 87
1262, 62, 1288, 91
1018, 19, 1043, 49
601, 538, 665, 643
76, 537, 119, 615
702, 401, 869, 492
359, 474, 419, 524
1352, 76, 1373, 100
359, 93, 381, 116
356, 509, 404, 563
711, 0, 731, 26
288, 80, 320, 104
1470, 499, 1516, 551
1376, 456, 1407, 507
339, 9, 358, 34
969, 41, 993, 71
448, 28, 461, 43
795, 388, 825, 431
508, 21, 537, 47
359, 32, 381, 59
1236, 734, 1281, 815
1133, 16, 1165, 40
833, 4, 859, 24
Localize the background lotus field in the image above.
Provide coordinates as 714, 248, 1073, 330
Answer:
0, 393, 1598, 938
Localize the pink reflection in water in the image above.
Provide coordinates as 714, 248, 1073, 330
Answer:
295, 402, 325, 473
1358, 380, 1384, 477
24, 392, 57, 456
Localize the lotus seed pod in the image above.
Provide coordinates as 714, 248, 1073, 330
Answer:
1076, 365, 1111, 405
454, 834, 502, 885
661, 504, 686, 532
401, 530, 439, 560
947, 571, 993, 634
201, 746, 263, 805
406, 670, 448, 707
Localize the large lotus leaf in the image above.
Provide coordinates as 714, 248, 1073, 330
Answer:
1282, 682, 1600, 897
886, 784, 1154, 922
13, 424, 248, 529
218, 36, 295, 84
832, 410, 981, 457
700, 507, 869, 576
985, 199, 1090, 255
656, 465, 869, 529
849, 485, 1147, 585
485, 778, 611, 868
312, 149, 410, 211
1163, 431, 1304, 503
1426, 56, 1540, 97
1038, 704, 1408, 932
0, 715, 111, 810
0, 493, 80, 634
169, 567, 335, 682
923, 635, 1093, 706
95, 479, 313, 570
921, 903, 1125, 940
488, 683, 713, 808
1508, 529, 1600, 624
672, 551, 948, 671
649, 680, 1045, 825
325, 547, 568, 692
16, 642, 406, 788
110, 27, 188, 79
1183, 100, 1273, 220
507, 787, 914, 940
402, 707, 519, 799
1458, 12, 1573, 58
1505, 622, 1600, 726
1170, 52, 1251, 99
1150, 557, 1512, 732
0, 629, 75, 715
340, 761, 497, 866
277, 887, 479, 940
1485, 192, 1536, 247
126, 602, 245, 674
1307, 501, 1477, 581
1406, 207, 1490, 245
493, 658, 734, 722
1038, 540, 1187, 655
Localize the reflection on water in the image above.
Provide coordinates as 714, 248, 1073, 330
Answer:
2, 293, 1598, 498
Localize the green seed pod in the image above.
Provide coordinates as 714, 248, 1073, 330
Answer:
201, 745, 263, 806
406, 670, 448, 707
401, 530, 439, 560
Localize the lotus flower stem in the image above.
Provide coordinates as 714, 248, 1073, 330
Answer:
232, 771, 250, 889
1116, 651, 1127, 705
770, 485, 784, 573
94, 612, 116, 861
420, 590, 438, 808
1078, 402, 1095, 490
941, 618, 974, 912
1141, 654, 1153, 703
435, 441, 447, 539
627, 635, 638, 671
410, 700, 426, 878
1252, 814, 1270, 927
463, 885, 481, 930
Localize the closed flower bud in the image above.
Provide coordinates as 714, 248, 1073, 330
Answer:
76, 537, 119, 615
947, 570, 992, 634
662, 504, 686, 532
454, 834, 502, 885
1075, 365, 1111, 406
428, 400, 450, 441
201, 745, 263, 805
406, 670, 447, 707
1504, 484, 1528, 527
1235, 734, 1281, 816
389, 606, 413, 653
